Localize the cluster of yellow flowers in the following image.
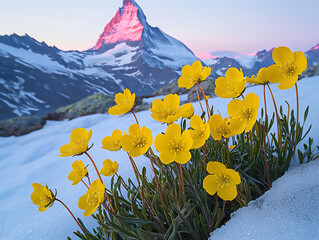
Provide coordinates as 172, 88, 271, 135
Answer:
31, 46, 307, 235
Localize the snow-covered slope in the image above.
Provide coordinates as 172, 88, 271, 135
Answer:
0, 76, 318, 240
209, 159, 319, 240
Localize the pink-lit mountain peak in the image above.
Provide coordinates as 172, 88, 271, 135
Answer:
93, 0, 145, 50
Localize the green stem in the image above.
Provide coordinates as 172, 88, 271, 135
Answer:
266, 84, 282, 151
196, 84, 207, 122
294, 83, 299, 152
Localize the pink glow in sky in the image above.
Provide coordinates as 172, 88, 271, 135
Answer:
0, 0, 318, 55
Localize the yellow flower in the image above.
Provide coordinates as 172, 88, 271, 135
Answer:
203, 161, 241, 201
30, 183, 55, 212
154, 123, 193, 164
208, 114, 239, 140
179, 102, 194, 119
229, 145, 236, 150
121, 124, 153, 157
108, 89, 135, 115
100, 159, 119, 177
59, 128, 92, 157
178, 61, 211, 89
267, 46, 307, 89
68, 160, 88, 185
246, 67, 270, 85
215, 67, 246, 98
78, 180, 105, 217
101, 129, 122, 151
227, 92, 259, 133
189, 115, 210, 149
149, 94, 181, 123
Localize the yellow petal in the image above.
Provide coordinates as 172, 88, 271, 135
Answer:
226, 169, 241, 185
159, 151, 176, 164
229, 118, 245, 135
206, 161, 226, 175
190, 115, 203, 130
180, 130, 193, 150
272, 46, 294, 65
217, 184, 238, 201
278, 75, 298, 90
225, 67, 243, 81
203, 175, 218, 196
166, 124, 181, 139
178, 75, 195, 89
200, 66, 211, 80
181, 64, 192, 76
227, 99, 243, 119
78, 194, 88, 210
128, 124, 141, 136
154, 134, 167, 152
120, 135, 134, 152
267, 65, 283, 84
175, 150, 191, 164
164, 94, 180, 110
70, 128, 88, 143
293, 51, 307, 74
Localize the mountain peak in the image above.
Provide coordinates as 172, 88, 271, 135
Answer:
93, 0, 145, 50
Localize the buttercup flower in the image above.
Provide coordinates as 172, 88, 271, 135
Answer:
215, 67, 246, 98
68, 160, 88, 185
154, 123, 193, 164
178, 61, 211, 89
246, 67, 270, 85
203, 161, 241, 201
121, 124, 153, 157
189, 115, 210, 149
267, 46, 307, 89
100, 159, 119, 176
108, 89, 135, 115
59, 128, 92, 157
78, 180, 105, 217
101, 129, 122, 151
30, 183, 55, 212
227, 92, 259, 133
208, 114, 239, 140
179, 102, 194, 119
149, 94, 182, 123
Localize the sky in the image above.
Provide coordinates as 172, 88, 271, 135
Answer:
0, 0, 318, 55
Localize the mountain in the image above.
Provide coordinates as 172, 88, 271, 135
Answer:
201, 45, 319, 77
0, 0, 199, 121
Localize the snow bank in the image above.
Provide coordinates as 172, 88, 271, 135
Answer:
209, 159, 319, 240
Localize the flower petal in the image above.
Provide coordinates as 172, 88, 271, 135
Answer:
226, 169, 241, 185
203, 175, 218, 196
272, 46, 294, 65
217, 184, 238, 201
293, 51, 307, 74
227, 99, 242, 119
206, 161, 226, 175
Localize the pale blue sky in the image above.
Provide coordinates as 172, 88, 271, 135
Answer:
0, 0, 318, 55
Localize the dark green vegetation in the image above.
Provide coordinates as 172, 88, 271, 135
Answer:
70, 106, 318, 240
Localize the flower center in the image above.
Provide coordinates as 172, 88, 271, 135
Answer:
217, 174, 229, 188
133, 134, 146, 148
87, 191, 99, 206
279, 62, 296, 77
240, 107, 253, 121
41, 195, 52, 205
216, 124, 231, 137
168, 139, 184, 153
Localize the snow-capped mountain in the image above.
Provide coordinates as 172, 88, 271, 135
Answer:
201, 45, 319, 77
0, 0, 199, 121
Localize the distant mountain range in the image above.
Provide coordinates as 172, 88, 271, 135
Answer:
0, 0, 318, 121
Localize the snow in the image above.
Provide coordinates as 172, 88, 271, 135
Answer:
85, 42, 138, 67
0, 76, 318, 240
209, 159, 319, 240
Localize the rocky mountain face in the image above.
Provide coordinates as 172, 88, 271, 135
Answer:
0, 0, 198, 121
